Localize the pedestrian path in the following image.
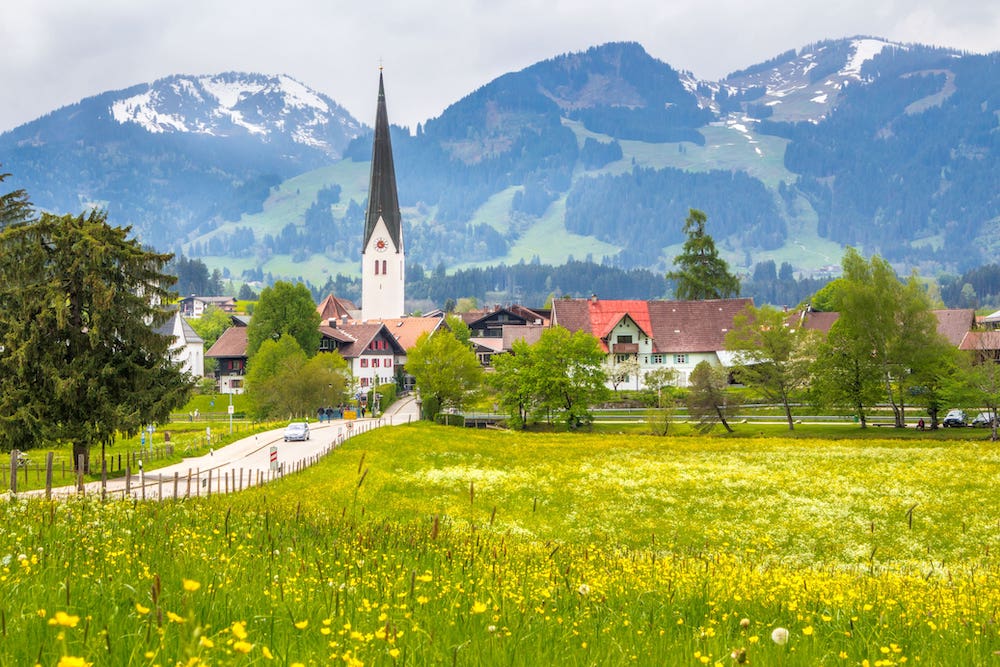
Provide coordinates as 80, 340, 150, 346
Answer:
30, 395, 421, 501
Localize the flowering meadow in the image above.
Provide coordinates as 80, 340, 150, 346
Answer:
2, 423, 1000, 665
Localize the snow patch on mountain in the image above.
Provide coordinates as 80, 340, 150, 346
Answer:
108, 72, 362, 158
842, 38, 897, 78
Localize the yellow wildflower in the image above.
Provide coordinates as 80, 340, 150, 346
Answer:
471, 601, 487, 614
198, 636, 214, 648
233, 640, 253, 654
48, 611, 80, 628
134, 603, 150, 615
56, 658, 90, 667
231, 621, 248, 640
182, 579, 201, 592
295, 620, 309, 630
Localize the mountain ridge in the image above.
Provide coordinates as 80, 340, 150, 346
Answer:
1, 37, 997, 289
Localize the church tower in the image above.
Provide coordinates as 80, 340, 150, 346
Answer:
361, 71, 405, 321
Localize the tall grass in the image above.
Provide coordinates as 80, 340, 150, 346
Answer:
1, 423, 998, 665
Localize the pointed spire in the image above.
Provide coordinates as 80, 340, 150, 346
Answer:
363, 71, 402, 252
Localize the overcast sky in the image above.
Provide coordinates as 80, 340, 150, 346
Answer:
2, 0, 997, 134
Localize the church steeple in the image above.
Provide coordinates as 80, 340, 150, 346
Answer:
363, 71, 402, 252
361, 70, 405, 321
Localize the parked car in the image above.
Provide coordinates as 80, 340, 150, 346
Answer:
971, 412, 998, 428
942, 409, 967, 427
283, 422, 310, 441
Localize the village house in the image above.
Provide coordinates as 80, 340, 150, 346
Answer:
204, 318, 249, 394
460, 305, 549, 367
551, 296, 753, 389
179, 295, 238, 318
155, 311, 204, 379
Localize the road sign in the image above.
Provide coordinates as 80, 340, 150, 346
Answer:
269, 446, 278, 471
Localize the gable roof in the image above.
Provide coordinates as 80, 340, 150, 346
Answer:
789, 310, 840, 334
552, 297, 752, 353
205, 326, 248, 358
317, 294, 358, 321
379, 317, 447, 350
154, 312, 204, 345
363, 72, 402, 251
933, 309, 976, 346
959, 330, 1000, 352
647, 299, 753, 352
322, 322, 407, 359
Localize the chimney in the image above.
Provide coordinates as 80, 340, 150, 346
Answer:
590, 294, 598, 303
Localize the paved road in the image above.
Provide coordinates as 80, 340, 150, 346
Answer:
39, 396, 420, 501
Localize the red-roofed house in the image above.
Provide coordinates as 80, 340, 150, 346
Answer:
551, 296, 753, 388
319, 321, 406, 391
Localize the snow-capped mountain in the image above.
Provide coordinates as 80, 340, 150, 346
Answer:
109, 72, 362, 157
0, 72, 365, 249
1, 37, 996, 283
718, 37, 909, 122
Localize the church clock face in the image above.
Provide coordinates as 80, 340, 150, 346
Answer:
375, 237, 388, 252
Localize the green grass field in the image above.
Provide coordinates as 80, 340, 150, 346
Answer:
2, 423, 999, 665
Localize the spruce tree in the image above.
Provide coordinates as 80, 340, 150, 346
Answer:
0, 210, 193, 470
666, 208, 740, 300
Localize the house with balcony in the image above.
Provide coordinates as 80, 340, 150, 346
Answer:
551, 296, 753, 388
205, 323, 249, 394
179, 295, 238, 318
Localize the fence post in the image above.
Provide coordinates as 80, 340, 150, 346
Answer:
77, 454, 85, 495
9, 450, 17, 494
45, 452, 54, 499
101, 458, 107, 502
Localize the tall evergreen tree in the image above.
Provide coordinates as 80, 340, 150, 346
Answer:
0, 166, 32, 228
666, 208, 740, 300
0, 210, 193, 470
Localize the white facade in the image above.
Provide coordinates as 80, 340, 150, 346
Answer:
162, 313, 204, 378
361, 217, 405, 321
601, 317, 719, 389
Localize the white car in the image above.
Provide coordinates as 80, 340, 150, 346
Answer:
283, 422, 310, 441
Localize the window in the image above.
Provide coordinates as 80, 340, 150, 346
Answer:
385, 359, 392, 368
674, 354, 688, 364
651, 354, 663, 364
375, 261, 380, 275
382, 260, 387, 275
615, 354, 631, 363
360, 377, 369, 387
372, 358, 380, 368
617, 335, 633, 344
360, 358, 368, 368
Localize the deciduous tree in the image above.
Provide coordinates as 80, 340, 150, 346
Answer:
247, 281, 320, 358
530, 327, 609, 429
686, 360, 737, 433
834, 248, 948, 427
489, 339, 539, 429
725, 304, 814, 430
810, 321, 884, 427
245, 335, 350, 419
406, 330, 482, 419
